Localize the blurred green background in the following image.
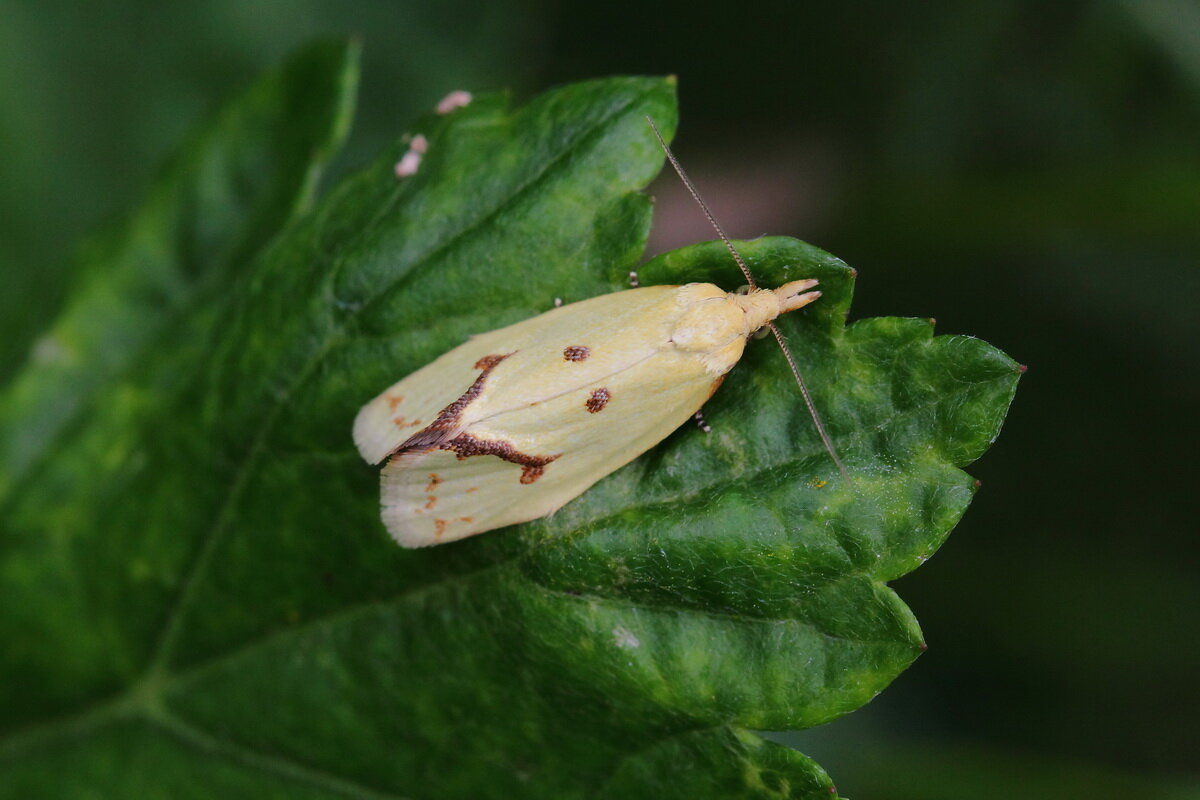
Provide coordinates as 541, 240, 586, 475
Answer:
1, 0, 1196, 796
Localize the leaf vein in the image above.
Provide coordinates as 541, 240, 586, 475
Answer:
151, 710, 413, 800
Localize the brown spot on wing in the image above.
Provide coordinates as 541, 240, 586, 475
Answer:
386, 394, 404, 410
474, 354, 508, 371
425, 474, 443, 493
586, 387, 611, 413
434, 519, 448, 538
441, 433, 560, 484
563, 345, 590, 361
424, 496, 438, 510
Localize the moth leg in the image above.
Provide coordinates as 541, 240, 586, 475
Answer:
628, 270, 639, 288
693, 409, 712, 434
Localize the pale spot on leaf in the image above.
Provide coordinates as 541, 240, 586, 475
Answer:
31, 334, 68, 365
613, 625, 640, 649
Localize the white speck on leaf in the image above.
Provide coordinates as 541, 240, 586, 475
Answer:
31, 334, 66, 364
613, 625, 640, 649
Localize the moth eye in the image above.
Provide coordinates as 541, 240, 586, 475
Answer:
735, 285, 754, 296
752, 326, 771, 340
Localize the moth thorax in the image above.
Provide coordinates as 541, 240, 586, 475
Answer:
671, 287, 745, 354
666, 285, 749, 376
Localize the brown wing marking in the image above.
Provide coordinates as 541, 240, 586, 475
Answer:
442, 433, 560, 484
585, 387, 611, 413
390, 353, 512, 455
563, 345, 590, 361
388, 350, 560, 484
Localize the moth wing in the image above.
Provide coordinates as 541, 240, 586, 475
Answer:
381, 347, 718, 547
354, 286, 683, 465
381, 448, 525, 548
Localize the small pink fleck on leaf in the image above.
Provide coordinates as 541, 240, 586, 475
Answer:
394, 135, 428, 178
435, 90, 473, 114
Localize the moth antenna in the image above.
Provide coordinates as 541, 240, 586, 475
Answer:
767, 322, 852, 485
646, 115, 851, 485
645, 115, 756, 289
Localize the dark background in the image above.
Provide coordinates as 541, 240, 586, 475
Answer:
2, 1, 1196, 796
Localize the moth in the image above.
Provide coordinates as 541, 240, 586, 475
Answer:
354, 118, 846, 547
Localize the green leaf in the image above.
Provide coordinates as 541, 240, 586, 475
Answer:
0, 39, 359, 501
0, 53, 1021, 800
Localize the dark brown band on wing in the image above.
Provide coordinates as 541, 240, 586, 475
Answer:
441, 433, 560, 484
389, 351, 560, 483
390, 353, 512, 455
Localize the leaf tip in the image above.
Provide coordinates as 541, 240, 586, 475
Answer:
1017, 363, 1029, 374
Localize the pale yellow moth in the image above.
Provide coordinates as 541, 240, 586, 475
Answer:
354, 118, 847, 547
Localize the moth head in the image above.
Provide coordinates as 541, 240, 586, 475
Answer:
732, 280, 821, 335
